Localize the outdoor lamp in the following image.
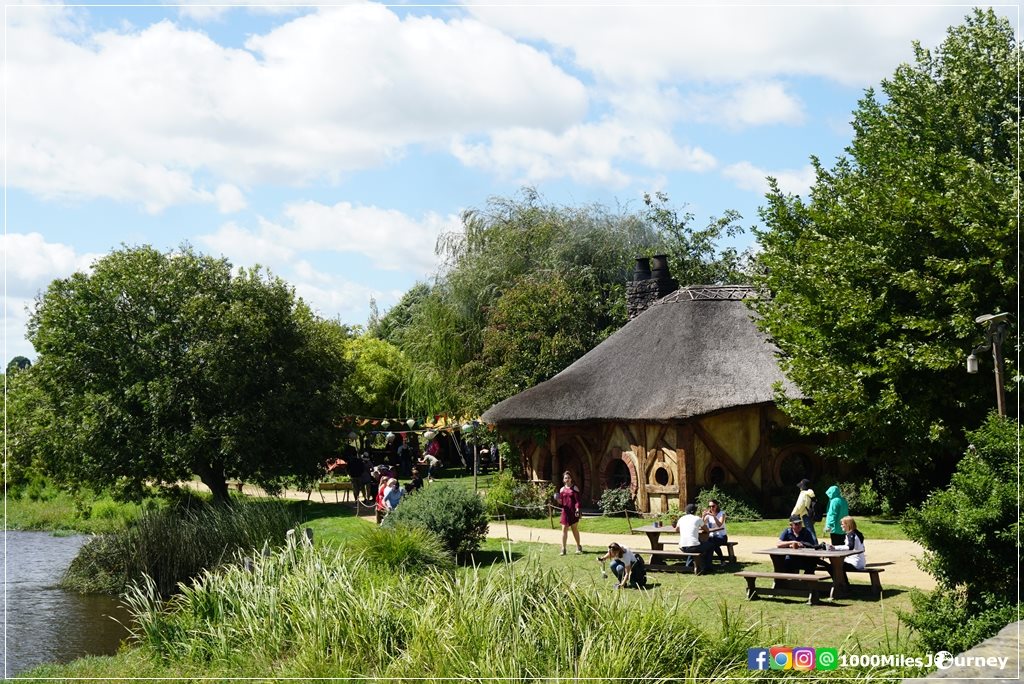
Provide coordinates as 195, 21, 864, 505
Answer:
966, 354, 979, 374
461, 422, 473, 434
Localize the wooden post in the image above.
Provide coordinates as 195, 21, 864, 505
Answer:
678, 423, 696, 506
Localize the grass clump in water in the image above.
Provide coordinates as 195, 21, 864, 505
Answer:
62, 499, 301, 596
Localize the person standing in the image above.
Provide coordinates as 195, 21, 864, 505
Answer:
675, 503, 715, 573
555, 471, 583, 555
382, 477, 403, 515
824, 484, 850, 545
791, 478, 818, 543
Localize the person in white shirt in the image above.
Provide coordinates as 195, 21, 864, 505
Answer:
827, 516, 866, 570
702, 499, 728, 563
598, 542, 647, 589
675, 503, 715, 574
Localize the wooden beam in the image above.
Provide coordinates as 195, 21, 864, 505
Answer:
692, 420, 757, 493
678, 423, 695, 507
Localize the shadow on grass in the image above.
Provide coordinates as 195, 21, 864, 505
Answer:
459, 548, 525, 566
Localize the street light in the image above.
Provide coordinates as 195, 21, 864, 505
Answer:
966, 311, 1010, 417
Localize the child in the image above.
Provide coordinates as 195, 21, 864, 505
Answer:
827, 515, 866, 570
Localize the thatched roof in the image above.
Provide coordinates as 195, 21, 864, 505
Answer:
482, 285, 802, 425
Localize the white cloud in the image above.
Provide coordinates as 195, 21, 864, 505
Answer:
683, 82, 805, 129
452, 120, 716, 187
722, 161, 816, 197
1, 232, 102, 361
198, 201, 455, 275
5, 4, 587, 211
468, 4, 973, 88
1, 232, 100, 298
213, 184, 248, 214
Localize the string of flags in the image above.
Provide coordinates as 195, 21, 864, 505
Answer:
335, 414, 492, 441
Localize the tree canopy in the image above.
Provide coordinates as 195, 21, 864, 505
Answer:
751, 9, 1019, 503
375, 188, 749, 416
22, 245, 351, 503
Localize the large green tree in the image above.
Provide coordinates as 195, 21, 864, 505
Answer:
25, 245, 351, 503
386, 188, 749, 415
751, 9, 1018, 502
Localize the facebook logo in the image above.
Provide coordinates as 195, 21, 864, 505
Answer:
747, 648, 771, 670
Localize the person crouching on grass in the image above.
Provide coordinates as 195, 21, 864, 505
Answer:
598, 542, 647, 589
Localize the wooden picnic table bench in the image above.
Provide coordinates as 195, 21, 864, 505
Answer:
844, 566, 885, 599
734, 571, 831, 605
639, 549, 706, 574
632, 524, 738, 567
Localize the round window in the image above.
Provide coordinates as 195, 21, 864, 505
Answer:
654, 467, 670, 486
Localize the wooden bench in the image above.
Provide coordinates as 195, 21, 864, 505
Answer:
651, 538, 739, 564
844, 567, 885, 599
735, 571, 831, 605
226, 480, 245, 493
641, 550, 705, 575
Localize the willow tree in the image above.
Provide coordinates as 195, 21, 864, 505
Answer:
751, 9, 1018, 506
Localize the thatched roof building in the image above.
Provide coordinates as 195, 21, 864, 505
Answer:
483, 265, 823, 515
483, 285, 801, 425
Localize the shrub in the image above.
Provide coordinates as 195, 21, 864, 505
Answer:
63, 499, 301, 595
598, 486, 636, 517
382, 482, 488, 555
484, 469, 551, 519
693, 485, 762, 521
901, 414, 1019, 651
346, 525, 454, 574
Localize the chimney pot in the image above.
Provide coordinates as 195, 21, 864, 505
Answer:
633, 257, 652, 282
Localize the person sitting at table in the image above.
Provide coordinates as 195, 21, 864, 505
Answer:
598, 542, 647, 589
777, 515, 818, 573
675, 503, 715, 574
827, 516, 866, 570
702, 499, 728, 562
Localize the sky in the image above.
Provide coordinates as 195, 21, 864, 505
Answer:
2, 1, 1017, 363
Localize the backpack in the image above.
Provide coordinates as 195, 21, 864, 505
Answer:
808, 495, 823, 523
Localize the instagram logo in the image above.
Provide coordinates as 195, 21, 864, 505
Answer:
793, 647, 815, 670
769, 646, 793, 670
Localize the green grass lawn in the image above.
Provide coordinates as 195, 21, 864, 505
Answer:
463, 537, 916, 655
282, 501, 913, 654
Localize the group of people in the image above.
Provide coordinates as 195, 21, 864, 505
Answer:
370, 464, 430, 523
778, 479, 866, 573
586, 478, 868, 590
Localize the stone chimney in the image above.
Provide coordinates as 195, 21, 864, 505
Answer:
626, 254, 678, 319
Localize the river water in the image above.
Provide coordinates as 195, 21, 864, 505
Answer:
3, 530, 132, 677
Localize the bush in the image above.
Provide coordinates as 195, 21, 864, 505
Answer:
382, 482, 488, 555
346, 525, 454, 574
693, 485, 762, 521
63, 499, 301, 595
484, 469, 551, 519
598, 486, 636, 517
901, 414, 1019, 651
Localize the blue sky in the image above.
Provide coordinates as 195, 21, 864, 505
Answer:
3, 1, 1016, 362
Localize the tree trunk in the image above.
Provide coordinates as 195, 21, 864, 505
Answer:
197, 462, 231, 505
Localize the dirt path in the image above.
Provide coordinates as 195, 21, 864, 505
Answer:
486, 522, 936, 590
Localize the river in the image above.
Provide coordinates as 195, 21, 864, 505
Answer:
3, 530, 132, 677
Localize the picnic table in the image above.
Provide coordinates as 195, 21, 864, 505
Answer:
631, 523, 738, 573
751, 547, 861, 599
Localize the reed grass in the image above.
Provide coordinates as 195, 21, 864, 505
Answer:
62, 499, 301, 595
121, 539, 794, 680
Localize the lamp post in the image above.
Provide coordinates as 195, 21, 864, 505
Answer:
966, 312, 1010, 417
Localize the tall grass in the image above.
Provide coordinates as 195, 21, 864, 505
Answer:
123, 539, 787, 680
62, 500, 301, 595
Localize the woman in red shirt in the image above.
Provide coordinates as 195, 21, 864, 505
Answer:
555, 471, 583, 555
